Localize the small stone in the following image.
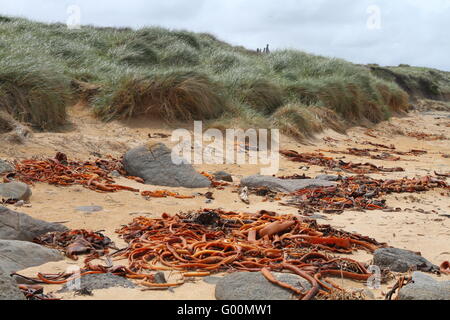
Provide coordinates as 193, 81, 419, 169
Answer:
111, 170, 121, 178
0, 182, 32, 201
75, 206, 103, 213
213, 171, 233, 183
0, 160, 13, 174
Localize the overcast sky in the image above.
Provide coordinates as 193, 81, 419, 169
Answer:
1, 0, 449, 71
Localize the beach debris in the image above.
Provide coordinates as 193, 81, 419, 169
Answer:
280, 150, 405, 174
317, 148, 402, 161
0, 240, 63, 274
201, 172, 230, 189
141, 190, 195, 199
435, 171, 450, 178
239, 187, 250, 204
123, 144, 211, 188
33, 229, 115, 261
241, 175, 336, 193
282, 175, 448, 214
148, 133, 170, 139
18, 209, 389, 299
12, 153, 139, 193
18, 284, 59, 300
112, 210, 385, 298
0, 206, 68, 241
0, 181, 32, 202
406, 131, 447, 141
373, 248, 439, 273
440, 261, 450, 275
387, 272, 450, 300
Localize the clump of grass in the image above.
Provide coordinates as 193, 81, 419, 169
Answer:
95, 71, 227, 121
270, 104, 345, 140
237, 79, 284, 115
0, 60, 72, 131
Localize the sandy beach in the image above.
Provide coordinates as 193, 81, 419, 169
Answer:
2, 103, 449, 300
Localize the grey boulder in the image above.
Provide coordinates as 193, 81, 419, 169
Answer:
59, 273, 136, 293
123, 143, 211, 188
0, 206, 68, 241
0, 182, 32, 201
0, 272, 25, 300
373, 248, 439, 273
398, 272, 450, 300
241, 175, 336, 193
215, 272, 311, 300
0, 240, 63, 274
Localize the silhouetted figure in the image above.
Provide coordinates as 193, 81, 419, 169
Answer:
265, 44, 270, 54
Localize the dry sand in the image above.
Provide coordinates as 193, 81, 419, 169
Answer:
2, 103, 449, 300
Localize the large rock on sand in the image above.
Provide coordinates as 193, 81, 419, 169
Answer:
398, 272, 450, 300
123, 143, 211, 188
241, 175, 336, 193
215, 272, 311, 300
0, 206, 68, 241
0, 182, 32, 201
0, 271, 25, 300
0, 240, 63, 274
373, 248, 439, 273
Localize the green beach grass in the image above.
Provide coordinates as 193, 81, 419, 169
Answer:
0, 16, 447, 138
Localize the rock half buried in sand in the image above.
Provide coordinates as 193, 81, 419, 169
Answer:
241, 175, 336, 193
58, 273, 136, 293
0, 160, 13, 174
0, 271, 26, 300
0, 206, 68, 241
398, 272, 450, 300
0, 240, 63, 274
373, 248, 439, 273
123, 143, 211, 188
0, 182, 32, 201
215, 272, 311, 300
76, 206, 103, 213
213, 171, 233, 183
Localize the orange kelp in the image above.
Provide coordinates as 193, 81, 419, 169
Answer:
19, 210, 387, 299
11, 152, 139, 193
283, 175, 448, 214
280, 150, 405, 174
112, 209, 386, 298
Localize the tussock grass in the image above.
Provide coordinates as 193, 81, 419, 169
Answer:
0, 60, 72, 131
95, 71, 227, 121
370, 65, 450, 101
1, 15, 446, 139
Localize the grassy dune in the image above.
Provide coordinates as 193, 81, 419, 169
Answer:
1, 16, 445, 138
